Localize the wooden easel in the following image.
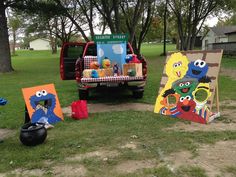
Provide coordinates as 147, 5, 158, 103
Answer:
24, 105, 31, 123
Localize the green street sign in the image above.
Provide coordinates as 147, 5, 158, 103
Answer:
93, 34, 128, 44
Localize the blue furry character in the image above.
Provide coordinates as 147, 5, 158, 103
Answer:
186, 59, 208, 80
0, 98, 7, 106
30, 90, 61, 124
91, 70, 99, 78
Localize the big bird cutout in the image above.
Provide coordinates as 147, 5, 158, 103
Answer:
154, 53, 189, 113
154, 51, 222, 124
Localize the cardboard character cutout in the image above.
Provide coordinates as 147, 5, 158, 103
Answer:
176, 95, 206, 124
172, 78, 198, 98
22, 84, 63, 124
154, 52, 189, 113
155, 50, 223, 124
160, 92, 180, 117
186, 59, 209, 80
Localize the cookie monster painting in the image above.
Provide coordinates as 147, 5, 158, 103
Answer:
30, 90, 61, 124
22, 84, 63, 124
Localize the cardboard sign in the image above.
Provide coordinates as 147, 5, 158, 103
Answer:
22, 84, 63, 124
154, 50, 223, 124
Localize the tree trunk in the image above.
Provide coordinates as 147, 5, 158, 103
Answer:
162, 0, 168, 56
12, 30, 16, 55
89, 0, 94, 36
132, 36, 139, 55
0, 2, 13, 73
190, 20, 201, 50
177, 19, 184, 51
53, 17, 58, 54
49, 34, 57, 54
113, 0, 120, 33
176, 34, 180, 50
190, 35, 196, 50
190, 25, 197, 50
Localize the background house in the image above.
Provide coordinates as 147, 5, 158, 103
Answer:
29, 38, 51, 50
202, 26, 236, 49
226, 30, 236, 42
202, 26, 236, 55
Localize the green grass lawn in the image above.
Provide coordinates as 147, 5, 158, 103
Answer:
0, 44, 236, 177
221, 55, 236, 69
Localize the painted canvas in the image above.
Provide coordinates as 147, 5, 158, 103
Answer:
22, 84, 63, 124
94, 34, 127, 73
154, 50, 223, 124
97, 43, 126, 72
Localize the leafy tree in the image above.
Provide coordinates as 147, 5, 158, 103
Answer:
54, 0, 94, 42
54, 0, 156, 54
144, 16, 162, 42
20, 1, 66, 54
8, 12, 21, 55
25, 15, 60, 53
0, 0, 64, 72
93, 0, 122, 34
168, 0, 225, 50
120, 0, 156, 54
92, 0, 156, 54
217, 12, 236, 26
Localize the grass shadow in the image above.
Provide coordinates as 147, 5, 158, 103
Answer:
87, 87, 137, 104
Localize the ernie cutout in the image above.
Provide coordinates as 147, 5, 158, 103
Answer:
22, 84, 63, 124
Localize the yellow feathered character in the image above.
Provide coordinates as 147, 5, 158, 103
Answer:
102, 57, 111, 68
154, 52, 189, 113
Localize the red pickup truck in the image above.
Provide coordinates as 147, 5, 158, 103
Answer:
60, 41, 147, 99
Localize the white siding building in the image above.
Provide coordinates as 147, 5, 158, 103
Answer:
202, 26, 236, 50
227, 32, 236, 42
29, 39, 51, 50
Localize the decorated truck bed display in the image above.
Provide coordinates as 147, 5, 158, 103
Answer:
60, 34, 147, 100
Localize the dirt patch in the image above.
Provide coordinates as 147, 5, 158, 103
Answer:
220, 68, 236, 80
164, 121, 236, 132
62, 102, 153, 117
165, 140, 236, 177
52, 164, 87, 177
120, 142, 137, 150
1, 168, 45, 177
0, 129, 14, 140
66, 149, 119, 162
115, 159, 157, 174
221, 100, 236, 107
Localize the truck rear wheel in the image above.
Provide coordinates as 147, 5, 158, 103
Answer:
79, 89, 89, 100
